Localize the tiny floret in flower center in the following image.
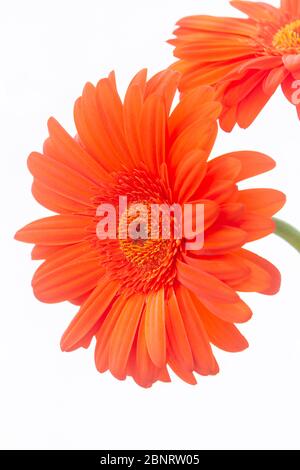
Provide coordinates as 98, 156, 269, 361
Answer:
272, 20, 300, 52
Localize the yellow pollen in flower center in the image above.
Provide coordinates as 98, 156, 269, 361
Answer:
118, 202, 179, 269
272, 19, 300, 51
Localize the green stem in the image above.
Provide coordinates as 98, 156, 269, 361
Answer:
273, 218, 300, 253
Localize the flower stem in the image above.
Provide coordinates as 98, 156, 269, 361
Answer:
273, 218, 300, 253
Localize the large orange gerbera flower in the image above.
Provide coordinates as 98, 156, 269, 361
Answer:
170, 0, 300, 131
15, 69, 285, 387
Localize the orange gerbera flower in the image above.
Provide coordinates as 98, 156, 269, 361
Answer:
15, 69, 285, 387
170, 0, 300, 131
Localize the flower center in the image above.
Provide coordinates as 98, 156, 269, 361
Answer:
272, 20, 300, 52
118, 202, 179, 268
94, 168, 180, 294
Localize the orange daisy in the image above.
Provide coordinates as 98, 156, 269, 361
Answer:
15, 69, 285, 387
170, 0, 300, 131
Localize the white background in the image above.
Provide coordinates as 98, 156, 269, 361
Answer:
1, 0, 300, 450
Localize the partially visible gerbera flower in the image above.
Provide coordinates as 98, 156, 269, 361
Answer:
169, 0, 300, 131
15, 69, 285, 387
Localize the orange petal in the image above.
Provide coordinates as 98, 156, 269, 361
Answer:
200, 179, 236, 204
207, 156, 242, 181
27, 152, 96, 206
231, 1, 280, 22
182, 252, 250, 283
123, 84, 144, 167
200, 225, 247, 254
166, 288, 194, 371
175, 285, 219, 376
134, 310, 161, 388
95, 296, 128, 373
61, 278, 119, 351
176, 259, 239, 303
31, 180, 89, 214
169, 119, 217, 169
96, 77, 132, 165
46, 117, 109, 183
145, 69, 180, 115
183, 199, 219, 237
238, 213, 275, 242
176, 15, 257, 36
202, 297, 253, 324
281, 0, 300, 16
263, 67, 289, 96
215, 151, 275, 182
32, 241, 96, 284
230, 249, 281, 294
109, 294, 145, 380
145, 289, 166, 368
237, 82, 274, 128
31, 244, 65, 260
140, 94, 166, 174
191, 292, 249, 352
238, 189, 286, 216
219, 103, 238, 132
224, 70, 267, 106
218, 203, 245, 224
283, 54, 300, 78
167, 356, 197, 386
33, 258, 104, 303
174, 150, 207, 202
169, 86, 221, 140
15, 215, 91, 245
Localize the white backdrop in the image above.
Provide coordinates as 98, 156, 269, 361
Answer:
1, 0, 300, 450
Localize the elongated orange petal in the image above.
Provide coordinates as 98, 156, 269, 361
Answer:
176, 16, 257, 36
167, 355, 197, 386
182, 253, 250, 284
123, 85, 144, 167
230, 249, 281, 294
33, 258, 104, 303
263, 67, 289, 96
15, 215, 91, 245
200, 226, 247, 254
32, 241, 96, 284
174, 150, 207, 202
61, 278, 119, 351
281, 0, 300, 16
95, 296, 128, 373
238, 213, 275, 242
224, 70, 267, 106
109, 294, 145, 380
202, 297, 253, 324
27, 152, 97, 205
140, 94, 166, 174
183, 199, 219, 238
46, 118, 109, 183
237, 82, 274, 128
145, 69, 180, 115
32, 180, 89, 214
231, 1, 280, 22
145, 289, 166, 368
238, 189, 286, 216
135, 310, 161, 388
176, 285, 219, 376
207, 156, 242, 181
31, 244, 66, 260
191, 292, 249, 352
177, 259, 239, 303
166, 288, 194, 371
214, 151, 276, 182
